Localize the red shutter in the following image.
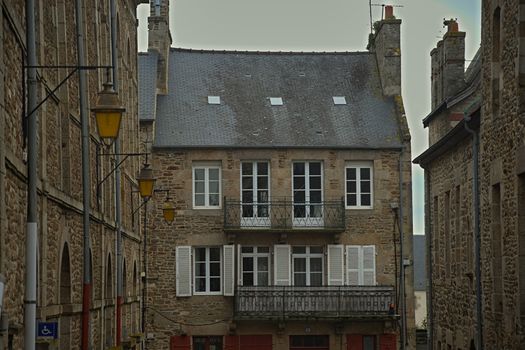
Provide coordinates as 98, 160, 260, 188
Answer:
346, 335, 363, 350
379, 334, 397, 350
225, 335, 240, 350
171, 335, 191, 350
240, 335, 272, 350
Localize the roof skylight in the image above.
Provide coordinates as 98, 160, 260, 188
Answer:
208, 96, 221, 105
333, 96, 347, 105
270, 97, 283, 106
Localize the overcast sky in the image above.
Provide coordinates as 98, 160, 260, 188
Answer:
137, 0, 481, 234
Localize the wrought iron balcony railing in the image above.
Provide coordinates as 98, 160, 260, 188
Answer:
235, 285, 396, 320
224, 198, 345, 232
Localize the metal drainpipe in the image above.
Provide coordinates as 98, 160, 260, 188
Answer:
24, 0, 38, 348
399, 147, 406, 350
464, 117, 482, 350
109, 0, 123, 346
425, 169, 433, 350
75, 0, 92, 348
142, 200, 148, 349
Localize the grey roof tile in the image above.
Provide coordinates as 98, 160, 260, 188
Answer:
141, 49, 404, 149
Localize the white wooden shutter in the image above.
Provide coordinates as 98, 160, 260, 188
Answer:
327, 245, 344, 286
346, 246, 360, 285
176, 246, 192, 296
237, 245, 243, 286
223, 245, 235, 296
362, 245, 376, 285
274, 245, 291, 286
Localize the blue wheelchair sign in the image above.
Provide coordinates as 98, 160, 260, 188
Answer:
37, 322, 58, 339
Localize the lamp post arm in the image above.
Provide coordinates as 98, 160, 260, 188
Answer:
96, 152, 149, 188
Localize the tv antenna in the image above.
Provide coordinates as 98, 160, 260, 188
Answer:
369, 2, 404, 32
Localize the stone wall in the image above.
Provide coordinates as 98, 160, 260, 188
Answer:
479, 0, 525, 348
0, 0, 143, 348
145, 147, 415, 349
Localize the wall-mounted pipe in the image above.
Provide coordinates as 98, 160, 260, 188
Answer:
399, 147, 407, 350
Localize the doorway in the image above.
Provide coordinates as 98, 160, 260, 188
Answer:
289, 335, 329, 350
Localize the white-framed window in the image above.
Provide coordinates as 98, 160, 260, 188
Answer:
241, 161, 270, 226
193, 247, 222, 294
193, 162, 221, 209
345, 161, 373, 209
240, 246, 270, 286
346, 245, 376, 286
292, 246, 324, 286
292, 161, 323, 224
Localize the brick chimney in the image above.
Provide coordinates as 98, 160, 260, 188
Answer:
430, 19, 466, 108
367, 5, 401, 96
148, 0, 172, 94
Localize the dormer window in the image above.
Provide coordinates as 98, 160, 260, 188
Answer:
208, 96, 221, 105
333, 96, 347, 105
270, 97, 283, 106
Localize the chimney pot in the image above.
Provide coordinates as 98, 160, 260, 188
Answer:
385, 5, 394, 19
444, 19, 459, 33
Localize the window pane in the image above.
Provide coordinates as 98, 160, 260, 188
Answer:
243, 273, 254, 286
209, 168, 219, 181
310, 191, 322, 203
257, 191, 268, 203
361, 194, 371, 206
194, 169, 205, 181
361, 180, 371, 193
195, 181, 205, 193
310, 273, 322, 286
293, 176, 305, 190
258, 272, 268, 286
242, 177, 253, 189
294, 273, 306, 286
210, 278, 221, 292
310, 176, 321, 190
310, 258, 323, 272
195, 278, 206, 292
242, 163, 252, 175
210, 263, 220, 277
347, 180, 356, 193
195, 248, 206, 262
293, 163, 305, 175
346, 168, 356, 180
294, 204, 306, 218
347, 194, 356, 206
257, 176, 268, 189
242, 191, 253, 203
209, 248, 220, 261
310, 246, 323, 254
257, 247, 269, 253
360, 167, 371, 180
257, 257, 268, 272
241, 246, 253, 253
209, 181, 219, 193
257, 162, 268, 175
242, 205, 253, 217
309, 162, 321, 175
294, 191, 305, 203
195, 194, 205, 206
209, 194, 220, 206
293, 246, 306, 254
243, 257, 253, 271
294, 258, 306, 272
196, 262, 206, 277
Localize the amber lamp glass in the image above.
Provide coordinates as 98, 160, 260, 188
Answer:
137, 164, 156, 199
162, 199, 175, 223
92, 82, 125, 143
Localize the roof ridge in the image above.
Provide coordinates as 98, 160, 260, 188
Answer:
169, 47, 372, 55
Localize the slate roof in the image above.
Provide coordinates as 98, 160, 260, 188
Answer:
413, 235, 426, 291
139, 48, 404, 149
138, 51, 158, 121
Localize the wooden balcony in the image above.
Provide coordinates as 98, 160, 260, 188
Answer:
224, 198, 345, 233
234, 285, 397, 321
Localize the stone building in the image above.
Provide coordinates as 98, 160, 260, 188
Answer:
413, 20, 482, 350
140, 3, 415, 350
415, 2, 525, 347
0, 0, 146, 348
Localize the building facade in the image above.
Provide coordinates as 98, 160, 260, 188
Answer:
0, 0, 146, 348
140, 3, 415, 350
415, 2, 525, 348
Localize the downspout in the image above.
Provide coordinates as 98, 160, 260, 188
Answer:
399, 147, 407, 350
109, 0, 123, 346
424, 169, 433, 350
464, 117, 482, 350
25, 0, 38, 348
76, 0, 92, 348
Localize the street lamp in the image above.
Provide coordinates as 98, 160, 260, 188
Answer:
92, 80, 125, 145
162, 196, 176, 224
137, 163, 156, 200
